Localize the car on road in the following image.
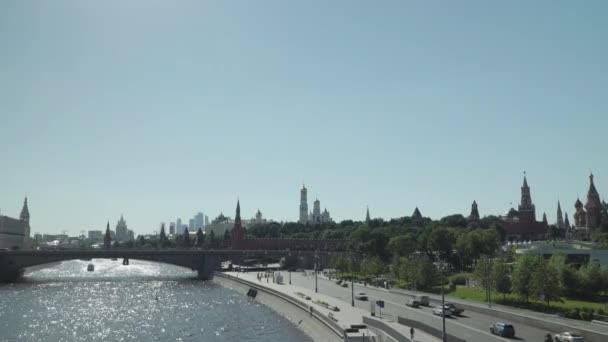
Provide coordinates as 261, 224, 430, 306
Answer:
554, 331, 585, 342
432, 305, 452, 317
406, 299, 420, 308
444, 302, 464, 315
489, 322, 515, 338
354, 292, 368, 300
414, 295, 430, 306
341, 282, 348, 288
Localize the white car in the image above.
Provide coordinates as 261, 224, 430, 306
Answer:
354, 292, 368, 300
554, 332, 585, 342
432, 305, 452, 317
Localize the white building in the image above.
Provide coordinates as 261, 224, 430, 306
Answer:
205, 212, 233, 237
299, 185, 333, 225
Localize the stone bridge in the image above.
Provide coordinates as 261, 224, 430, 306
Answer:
0, 249, 346, 282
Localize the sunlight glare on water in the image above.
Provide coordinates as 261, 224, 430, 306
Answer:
0, 259, 311, 341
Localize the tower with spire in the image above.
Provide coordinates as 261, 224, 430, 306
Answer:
231, 199, 246, 247
500, 173, 547, 241
518, 173, 536, 223
19, 197, 30, 238
365, 206, 371, 223
103, 221, 112, 249
469, 200, 480, 221
299, 184, 308, 224
556, 201, 564, 229
585, 173, 602, 228
412, 207, 422, 220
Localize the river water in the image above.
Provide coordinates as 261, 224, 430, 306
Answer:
0, 259, 311, 342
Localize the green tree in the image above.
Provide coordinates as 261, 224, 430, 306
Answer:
182, 228, 191, 248
492, 260, 511, 300
196, 228, 204, 248
112, 240, 120, 248
512, 254, 536, 302
579, 263, 604, 296
223, 229, 231, 248
362, 256, 385, 277
387, 234, 417, 257
531, 257, 561, 307
159, 224, 169, 248
409, 256, 437, 290
428, 227, 455, 261
474, 256, 494, 304
208, 230, 216, 248
480, 229, 500, 256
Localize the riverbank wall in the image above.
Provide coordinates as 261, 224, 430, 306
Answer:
214, 273, 343, 342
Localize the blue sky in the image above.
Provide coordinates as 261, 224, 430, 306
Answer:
1, 1, 607, 235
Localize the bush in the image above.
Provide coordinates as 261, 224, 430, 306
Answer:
450, 273, 468, 286
567, 308, 580, 319
580, 308, 594, 321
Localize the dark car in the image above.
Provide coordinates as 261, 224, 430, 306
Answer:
444, 302, 464, 315
489, 322, 515, 338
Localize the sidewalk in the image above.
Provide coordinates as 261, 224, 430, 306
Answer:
226, 271, 438, 342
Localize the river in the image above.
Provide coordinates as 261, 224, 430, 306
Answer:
0, 259, 312, 341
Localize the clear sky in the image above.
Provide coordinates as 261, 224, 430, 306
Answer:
1, 1, 607, 236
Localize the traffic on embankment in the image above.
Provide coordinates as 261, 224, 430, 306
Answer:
284, 269, 608, 342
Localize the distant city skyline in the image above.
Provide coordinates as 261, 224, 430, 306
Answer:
1, 1, 607, 235
1, 173, 605, 236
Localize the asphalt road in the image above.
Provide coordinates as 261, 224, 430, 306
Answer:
287, 271, 554, 342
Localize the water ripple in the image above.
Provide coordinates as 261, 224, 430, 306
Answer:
0, 259, 311, 341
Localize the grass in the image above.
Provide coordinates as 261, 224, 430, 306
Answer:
447, 285, 608, 314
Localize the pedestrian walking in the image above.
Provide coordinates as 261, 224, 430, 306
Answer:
410, 327, 414, 341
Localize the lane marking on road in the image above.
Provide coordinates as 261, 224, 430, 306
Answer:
382, 299, 515, 342
312, 276, 516, 342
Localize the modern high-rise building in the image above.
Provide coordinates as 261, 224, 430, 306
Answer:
88, 230, 103, 241
192, 212, 205, 231
169, 222, 176, 235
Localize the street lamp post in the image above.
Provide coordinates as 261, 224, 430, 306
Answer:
439, 259, 447, 342
351, 253, 355, 307
314, 253, 318, 293
315, 264, 318, 293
